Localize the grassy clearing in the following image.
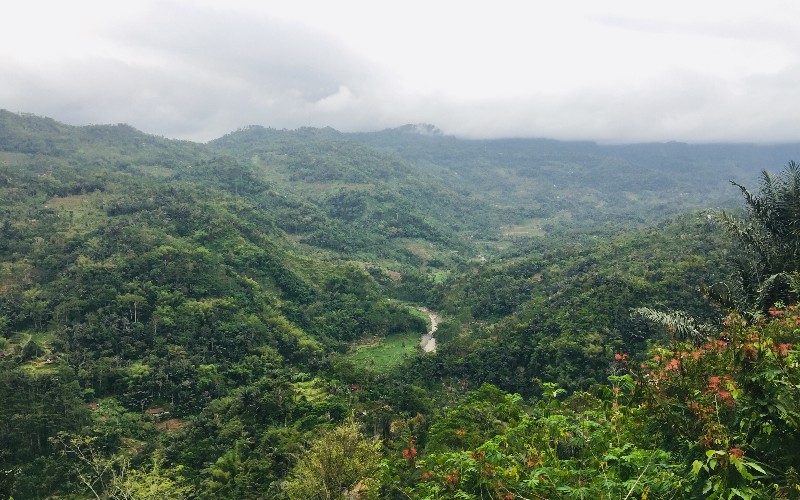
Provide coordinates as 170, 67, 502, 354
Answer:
0, 152, 28, 166
134, 165, 175, 178
4, 329, 58, 374
402, 239, 435, 261
8, 330, 32, 347
45, 192, 106, 234
501, 219, 547, 238
431, 270, 450, 283
293, 378, 329, 402
21, 360, 60, 375
349, 331, 420, 371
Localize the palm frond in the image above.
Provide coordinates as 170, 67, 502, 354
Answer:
707, 161, 800, 314
632, 307, 712, 343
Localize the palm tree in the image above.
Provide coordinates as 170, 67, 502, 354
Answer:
709, 161, 800, 314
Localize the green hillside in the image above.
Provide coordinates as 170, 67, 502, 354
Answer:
351, 126, 796, 239
2, 111, 800, 498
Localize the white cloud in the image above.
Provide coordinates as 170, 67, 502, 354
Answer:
2, 0, 800, 142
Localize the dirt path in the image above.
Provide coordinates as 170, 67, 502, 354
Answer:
418, 307, 441, 353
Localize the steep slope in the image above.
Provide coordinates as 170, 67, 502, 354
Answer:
208, 125, 492, 263
0, 113, 430, 496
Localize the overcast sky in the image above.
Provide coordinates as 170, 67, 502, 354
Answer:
2, 0, 800, 143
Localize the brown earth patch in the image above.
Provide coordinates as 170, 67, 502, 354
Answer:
155, 418, 186, 432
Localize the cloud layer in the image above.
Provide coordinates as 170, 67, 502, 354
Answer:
2, 1, 800, 143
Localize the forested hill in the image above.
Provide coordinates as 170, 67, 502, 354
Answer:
351, 125, 800, 232
3, 110, 800, 498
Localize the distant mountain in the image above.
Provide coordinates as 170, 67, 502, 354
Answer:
350, 126, 800, 233
390, 123, 444, 136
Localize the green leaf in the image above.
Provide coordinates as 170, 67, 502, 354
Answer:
744, 461, 767, 475
733, 458, 754, 481
729, 487, 753, 500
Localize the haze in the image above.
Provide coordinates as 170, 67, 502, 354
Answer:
2, 0, 799, 143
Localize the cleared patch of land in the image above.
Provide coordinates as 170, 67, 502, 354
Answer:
45, 192, 106, 234
349, 331, 420, 371
501, 221, 546, 238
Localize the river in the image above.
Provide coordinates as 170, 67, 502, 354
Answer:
418, 307, 441, 353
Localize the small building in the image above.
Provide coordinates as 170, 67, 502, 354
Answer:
145, 407, 170, 417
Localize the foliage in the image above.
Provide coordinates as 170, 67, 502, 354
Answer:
639, 307, 800, 498
282, 419, 382, 500
391, 305, 800, 498
709, 161, 800, 314
421, 215, 728, 396
399, 381, 686, 499
5, 111, 800, 499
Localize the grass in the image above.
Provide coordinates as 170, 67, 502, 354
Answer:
293, 378, 329, 402
134, 165, 176, 178
500, 219, 547, 238
431, 270, 450, 283
349, 331, 421, 371
45, 192, 106, 235
4, 328, 60, 374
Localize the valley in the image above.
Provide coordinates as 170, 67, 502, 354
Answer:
1, 110, 800, 498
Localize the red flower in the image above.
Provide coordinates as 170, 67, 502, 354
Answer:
729, 447, 744, 458
402, 446, 417, 461
446, 470, 459, 484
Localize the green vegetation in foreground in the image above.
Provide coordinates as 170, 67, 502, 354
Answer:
349, 331, 422, 370
6, 111, 800, 499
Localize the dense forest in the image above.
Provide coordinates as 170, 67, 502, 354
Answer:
2, 110, 800, 499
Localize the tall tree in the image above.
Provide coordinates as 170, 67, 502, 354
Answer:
710, 161, 800, 314
282, 420, 381, 500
